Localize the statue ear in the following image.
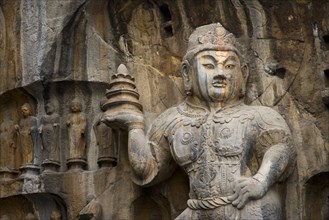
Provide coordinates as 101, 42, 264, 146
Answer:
241, 63, 249, 80
240, 63, 249, 98
181, 60, 192, 95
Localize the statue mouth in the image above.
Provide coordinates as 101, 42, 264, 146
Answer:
212, 75, 227, 88
212, 80, 226, 88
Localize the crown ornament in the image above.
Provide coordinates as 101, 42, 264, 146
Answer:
183, 23, 240, 61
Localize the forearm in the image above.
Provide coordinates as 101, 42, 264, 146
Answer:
254, 144, 291, 190
128, 126, 157, 184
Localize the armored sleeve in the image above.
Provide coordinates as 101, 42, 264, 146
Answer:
141, 107, 178, 186
254, 106, 296, 181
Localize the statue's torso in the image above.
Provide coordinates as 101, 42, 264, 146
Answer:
42, 114, 59, 129
41, 114, 60, 152
167, 102, 259, 200
68, 113, 86, 131
20, 116, 36, 133
97, 122, 112, 149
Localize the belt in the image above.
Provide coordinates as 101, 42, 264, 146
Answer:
187, 197, 231, 210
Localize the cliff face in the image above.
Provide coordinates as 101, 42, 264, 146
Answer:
0, 0, 328, 219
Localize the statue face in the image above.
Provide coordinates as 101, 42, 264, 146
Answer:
71, 102, 81, 112
45, 104, 54, 115
21, 106, 31, 117
191, 50, 243, 103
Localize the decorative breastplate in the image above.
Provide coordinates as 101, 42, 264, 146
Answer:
169, 102, 255, 199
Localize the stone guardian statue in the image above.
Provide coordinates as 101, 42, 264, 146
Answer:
102, 23, 296, 219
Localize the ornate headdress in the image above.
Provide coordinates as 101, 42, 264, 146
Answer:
183, 23, 240, 61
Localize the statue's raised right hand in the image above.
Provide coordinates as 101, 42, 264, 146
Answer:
101, 64, 144, 130
101, 109, 144, 130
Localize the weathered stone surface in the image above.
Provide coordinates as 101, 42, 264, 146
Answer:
0, 0, 328, 219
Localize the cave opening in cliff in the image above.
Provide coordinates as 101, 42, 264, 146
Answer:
158, 3, 174, 37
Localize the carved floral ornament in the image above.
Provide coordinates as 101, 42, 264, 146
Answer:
198, 26, 236, 46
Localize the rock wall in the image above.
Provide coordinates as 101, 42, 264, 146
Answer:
0, 0, 328, 219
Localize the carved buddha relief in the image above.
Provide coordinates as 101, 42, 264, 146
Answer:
39, 102, 60, 171
94, 115, 117, 168
15, 103, 37, 166
66, 99, 87, 170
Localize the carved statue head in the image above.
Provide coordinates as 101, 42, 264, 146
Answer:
181, 23, 248, 103
21, 103, 32, 118
50, 210, 61, 220
70, 99, 82, 113
45, 103, 55, 115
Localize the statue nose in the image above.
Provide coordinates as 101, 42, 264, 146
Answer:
213, 75, 226, 81
214, 69, 226, 79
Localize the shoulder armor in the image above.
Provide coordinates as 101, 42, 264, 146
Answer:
251, 106, 290, 132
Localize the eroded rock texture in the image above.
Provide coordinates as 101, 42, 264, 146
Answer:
0, 0, 328, 219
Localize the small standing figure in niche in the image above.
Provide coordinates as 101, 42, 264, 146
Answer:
39, 102, 60, 172
66, 99, 87, 170
94, 102, 117, 168
0, 110, 17, 176
15, 103, 37, 166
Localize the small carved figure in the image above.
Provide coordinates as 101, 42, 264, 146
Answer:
94, 103, 117, 167
103, 23, 296, 219
50, 210, 61, 220
0, 110, 17, 170
15, 103, 37, 166
39, 103, 60, 163
66, 99, 87, 161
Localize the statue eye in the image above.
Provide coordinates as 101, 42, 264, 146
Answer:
203, 63, 215, 69
225, 64, 235, 69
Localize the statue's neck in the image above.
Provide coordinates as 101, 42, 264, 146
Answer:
186, 95, 241, 113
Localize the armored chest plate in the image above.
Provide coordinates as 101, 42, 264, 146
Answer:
170, 112, 253, 168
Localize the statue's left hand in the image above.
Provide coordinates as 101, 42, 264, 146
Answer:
227, 176, 267, 209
